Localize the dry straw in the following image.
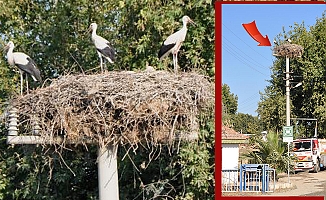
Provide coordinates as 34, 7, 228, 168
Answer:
10, 70, 215, 149
273, 43, 304, 58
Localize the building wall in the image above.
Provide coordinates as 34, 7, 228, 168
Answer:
222, 143, 239, 170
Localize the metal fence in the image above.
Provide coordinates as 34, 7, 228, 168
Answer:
222, 169, 239, 192
222, 164, 276, 193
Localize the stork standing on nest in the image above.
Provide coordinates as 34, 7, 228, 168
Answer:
273, 40, 278, 46
158, 16, 196, 73
88, 23, 116, 73
4, 41, 42, 95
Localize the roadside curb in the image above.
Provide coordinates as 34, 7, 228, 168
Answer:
274, 182, 295, 191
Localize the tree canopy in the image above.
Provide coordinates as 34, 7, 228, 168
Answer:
257, 11, 326, 138
222, 83, 262, 135
222, 83, 238, 115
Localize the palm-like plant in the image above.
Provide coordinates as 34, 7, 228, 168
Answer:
242, 132, 293, 173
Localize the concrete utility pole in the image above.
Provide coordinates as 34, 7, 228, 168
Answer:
6, 108, 120, 200
286, 56, 291, 126
285, 56, 290, 184
98, 145, 119, 200
285, 56, 302, 184
273, 42, 304, 185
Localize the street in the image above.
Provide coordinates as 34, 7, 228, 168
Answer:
269, 170, 326, 196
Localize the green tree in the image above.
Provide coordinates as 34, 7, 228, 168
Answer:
0, 0, 214, 79
257, 86, 286, 133
258, 11, 326, 138
222, 84, 262, 135
232, 113, 262, 135
222, 83, 238, 115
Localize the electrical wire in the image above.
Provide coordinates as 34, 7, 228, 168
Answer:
223, 44, 269, 76
223, 36, 268, 70
223, 23, 272, 61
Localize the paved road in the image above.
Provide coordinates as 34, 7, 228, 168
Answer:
268, 170, 326, 196
222, 170, 326, 197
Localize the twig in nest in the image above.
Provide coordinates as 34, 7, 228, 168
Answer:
9, 71, 214, 150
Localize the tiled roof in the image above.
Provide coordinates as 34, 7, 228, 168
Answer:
222, 126, 248, 142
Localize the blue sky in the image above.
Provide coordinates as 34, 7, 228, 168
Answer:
222, 4, 326, 116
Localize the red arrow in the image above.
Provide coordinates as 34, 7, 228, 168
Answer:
242, 20, 271, 46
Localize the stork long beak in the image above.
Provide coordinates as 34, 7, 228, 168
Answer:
188, 19, 196, 26
87, 26, 92, 34
2, 44, 9, 52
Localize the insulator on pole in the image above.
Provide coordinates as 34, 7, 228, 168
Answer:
32, 118, 41, 135
7, 108, 18, 136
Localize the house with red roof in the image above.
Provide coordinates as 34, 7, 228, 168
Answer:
222, 125, 249, 170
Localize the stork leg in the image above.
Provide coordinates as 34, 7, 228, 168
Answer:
172, 53, 177, 73
103, 59, 107, 72
97, 51, 103, 73
20, 71, 23, 95
176, 52, 179, 72
26, 73, 29, 94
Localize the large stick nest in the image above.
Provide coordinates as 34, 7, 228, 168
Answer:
10, 70, 214, 148
273, 43, 304, 58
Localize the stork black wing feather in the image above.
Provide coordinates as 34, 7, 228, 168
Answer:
97, 43, 116, 61
18, 57, 42, 82
158, 43, 175, 59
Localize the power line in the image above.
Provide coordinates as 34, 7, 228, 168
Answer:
223, 36, 268, 70
222, 23, 272, 62
238, 96, 259, 111
238, 93, 259, 105
238, 101, 258, 111
238, 104, 258, 115
223, 45, 269, 76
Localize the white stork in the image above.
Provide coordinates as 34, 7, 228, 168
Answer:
273, 40, 278, 46
158, 15, 196, 73
88, 23, 116, 73
4, 41, 42, 95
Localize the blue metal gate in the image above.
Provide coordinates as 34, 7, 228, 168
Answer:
222, 164, 275, 193
239, 164, 274, 193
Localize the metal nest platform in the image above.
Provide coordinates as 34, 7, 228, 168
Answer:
7, 70, 215, 148
273, 43, 304, 58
